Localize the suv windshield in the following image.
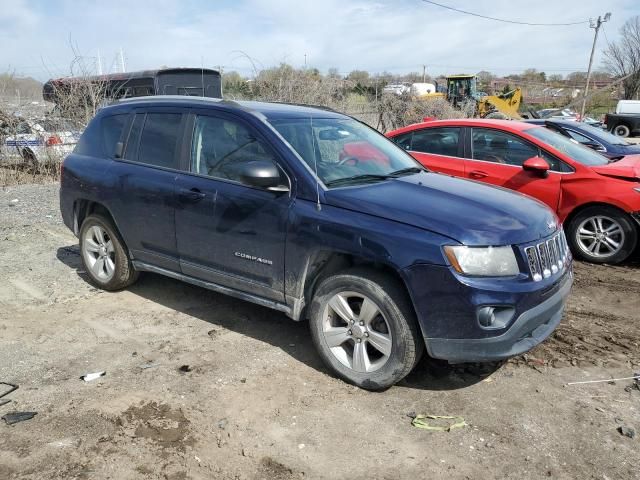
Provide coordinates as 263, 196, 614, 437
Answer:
268, 117, 423, 186
525, 126, 609, 166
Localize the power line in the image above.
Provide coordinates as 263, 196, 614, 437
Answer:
418, 0, 589, 26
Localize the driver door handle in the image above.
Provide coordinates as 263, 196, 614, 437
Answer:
178, 188, 206, 203
469, 170, 488, 179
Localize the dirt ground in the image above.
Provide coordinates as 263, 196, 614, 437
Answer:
0, 183, 638, 480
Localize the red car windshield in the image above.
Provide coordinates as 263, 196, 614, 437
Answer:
525, 126, 609, 166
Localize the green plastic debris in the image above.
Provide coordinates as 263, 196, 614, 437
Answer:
411, 415, 467, 432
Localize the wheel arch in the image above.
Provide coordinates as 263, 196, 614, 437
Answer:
296, 250, 416, 322
73, 199, 130, 252
563, 201, 636, 231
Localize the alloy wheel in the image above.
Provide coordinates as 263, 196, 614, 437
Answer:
321, 291, 392, 373
576, 215, 625, 259
82, 225, 116, 281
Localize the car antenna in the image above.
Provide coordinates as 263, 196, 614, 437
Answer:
310, 115, 321, 211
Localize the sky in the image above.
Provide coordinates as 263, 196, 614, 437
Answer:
0, 0, 638, 81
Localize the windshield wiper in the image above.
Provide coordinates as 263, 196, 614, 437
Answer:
387, 166, 426, 177
325, 174, 392, 187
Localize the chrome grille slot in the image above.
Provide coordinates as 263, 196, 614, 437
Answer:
546, 239, 558, 274
537, 242, 551, 278
525, 246, 542, 282
525, 229, 569, 282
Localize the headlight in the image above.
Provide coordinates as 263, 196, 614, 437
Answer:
443, 245, 519, 276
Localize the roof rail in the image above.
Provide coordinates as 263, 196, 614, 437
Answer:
262, 101, 339, 113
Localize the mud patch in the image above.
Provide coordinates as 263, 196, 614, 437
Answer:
526, 308, 640, 368
255, 456, 302, 480
119, 402, 193, 451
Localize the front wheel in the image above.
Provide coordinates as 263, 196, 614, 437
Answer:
308, 268, 423, 390
567, 206, 638, 264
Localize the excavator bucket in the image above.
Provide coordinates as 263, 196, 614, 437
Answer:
480, 88, 523, 119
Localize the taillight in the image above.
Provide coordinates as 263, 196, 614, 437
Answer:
45, 135, 62, 146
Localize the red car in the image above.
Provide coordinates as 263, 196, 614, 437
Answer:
386, 119, 640, 264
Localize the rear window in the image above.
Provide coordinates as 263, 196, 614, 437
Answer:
101, 114, 128, 157
411, 127, 460, 157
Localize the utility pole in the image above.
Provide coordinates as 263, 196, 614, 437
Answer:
422, 65, 426, 83
119, 47, 126, 73
304, 53, 307, 69
580, 12, 611, 121
97, 49, 103, 75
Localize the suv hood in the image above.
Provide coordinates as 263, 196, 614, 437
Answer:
591, 155, 640, 180
324, 172, 557, 245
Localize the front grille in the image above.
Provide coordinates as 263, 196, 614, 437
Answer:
524, 230, 569, 282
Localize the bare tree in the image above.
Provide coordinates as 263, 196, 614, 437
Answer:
603, 16, 640, 99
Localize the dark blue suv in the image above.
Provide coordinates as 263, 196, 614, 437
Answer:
60, 97, 573, 389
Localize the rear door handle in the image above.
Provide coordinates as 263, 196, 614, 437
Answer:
469, 170, 488, 179
178, 188, 206, 203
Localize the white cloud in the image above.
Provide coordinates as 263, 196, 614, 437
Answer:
0, 0, 637, 80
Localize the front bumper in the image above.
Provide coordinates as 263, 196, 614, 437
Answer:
402, 255, 573, 363
426, 272, 572, 362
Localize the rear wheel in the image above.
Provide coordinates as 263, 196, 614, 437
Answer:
20, 149, 38, 171
567, 206, 637, 264
613, 124, 630, 137
308, 268, 423, 390
79, 214, 139, 290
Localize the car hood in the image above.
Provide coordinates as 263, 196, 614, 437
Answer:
590, 155, 640, 180
324, 172, 557, 245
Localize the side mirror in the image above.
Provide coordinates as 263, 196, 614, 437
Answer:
522, 156, 550, 177
584, 141, 605, 152
114, 141, 124, 159
239, 160, 288, 191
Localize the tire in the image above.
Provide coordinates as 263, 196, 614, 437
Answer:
613, 124, 630, 137
308, 267, 423, 390
21, 149, 38, 170
485, 111, 508, 119
567, 206, 637, 264
79, 214, 139, 290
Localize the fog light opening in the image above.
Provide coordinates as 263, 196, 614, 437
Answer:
478, 307, 496, 328
477, 306, 515, 330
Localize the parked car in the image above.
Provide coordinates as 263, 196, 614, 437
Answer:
525, 119, 640, 160
0, 117, 81, 166
535, 108, 601, 127
60, 97, 572, 389
387, 119, 640, 264
382, 84, 410, 95
604, 110, 640, 138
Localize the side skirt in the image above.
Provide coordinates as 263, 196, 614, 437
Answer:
132, 260, 302, 320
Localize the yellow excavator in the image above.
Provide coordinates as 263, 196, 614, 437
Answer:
423, 74, 523, 119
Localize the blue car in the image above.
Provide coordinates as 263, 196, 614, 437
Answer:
60, 97, 573, 389
526, 119, 640, 161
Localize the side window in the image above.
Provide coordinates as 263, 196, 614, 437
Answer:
101, 114, 128, 157
137, 113, 183, 169
392, 132, 413, 151
410, 128, 460, 157
471, 128, 538, 167
123, 114, 144, 160
191, 115, 280, 184
539, 150, 570, 173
